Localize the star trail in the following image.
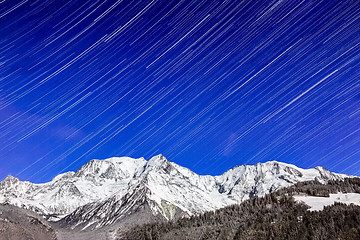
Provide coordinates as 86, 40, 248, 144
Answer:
0, 0, 359, 183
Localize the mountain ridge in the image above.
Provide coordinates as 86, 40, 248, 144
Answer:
1, 156, 347, 183
0, 155, 350, 231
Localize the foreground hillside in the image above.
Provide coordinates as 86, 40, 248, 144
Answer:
0, 204, 57, 240
123, 178, 360, 240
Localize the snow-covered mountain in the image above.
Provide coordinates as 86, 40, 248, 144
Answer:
0, 155, 349, 230
0, 157, 148, 220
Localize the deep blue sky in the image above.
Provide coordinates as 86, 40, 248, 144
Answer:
0, 0, 359, 183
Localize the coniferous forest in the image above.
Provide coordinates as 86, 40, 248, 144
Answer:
123, 178, 360, 240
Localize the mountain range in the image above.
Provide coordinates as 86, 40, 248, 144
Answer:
0, 154, 349, 237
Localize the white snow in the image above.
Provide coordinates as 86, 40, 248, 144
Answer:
294, 193, 360, 211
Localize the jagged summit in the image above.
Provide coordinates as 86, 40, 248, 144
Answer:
146, 154, 168, 166
52, 172, 75, 182
2, 175, 19, 183
0, 155, 350, 230
144, 154, 174, 174
74, 156, 147, 181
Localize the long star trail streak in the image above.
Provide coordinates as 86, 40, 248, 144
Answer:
104, 2, 156, 43
0, 0, 27, 19
0, 0, 359, 182
146, 14, 211, 68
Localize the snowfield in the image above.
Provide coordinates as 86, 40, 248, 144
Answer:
294, 193, 360, 211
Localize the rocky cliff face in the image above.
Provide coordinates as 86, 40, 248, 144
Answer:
0, 155, 348, 230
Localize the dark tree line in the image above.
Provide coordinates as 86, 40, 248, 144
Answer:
279, 177, 360, 197
122, 178, 360, 240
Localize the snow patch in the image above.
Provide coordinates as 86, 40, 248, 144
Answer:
294, 193, 360, 211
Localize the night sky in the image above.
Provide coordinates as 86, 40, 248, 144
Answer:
1, 0, 360, 183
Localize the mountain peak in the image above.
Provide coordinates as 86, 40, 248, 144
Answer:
4, 175, 19, 181
146, 154, 169, 167
51, 171, 75, 182
1, 175, 20, 185
104, 156, 146, 163
261, 160, 281, 165
315, 166, 329, 171
73, 156, 147, 181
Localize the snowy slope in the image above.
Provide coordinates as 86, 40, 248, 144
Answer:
59, 182, 187, 231
0, 154, 350, 229
0, 157, 147, 218
215, 160, 347, 202
294, 193, 360, 211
